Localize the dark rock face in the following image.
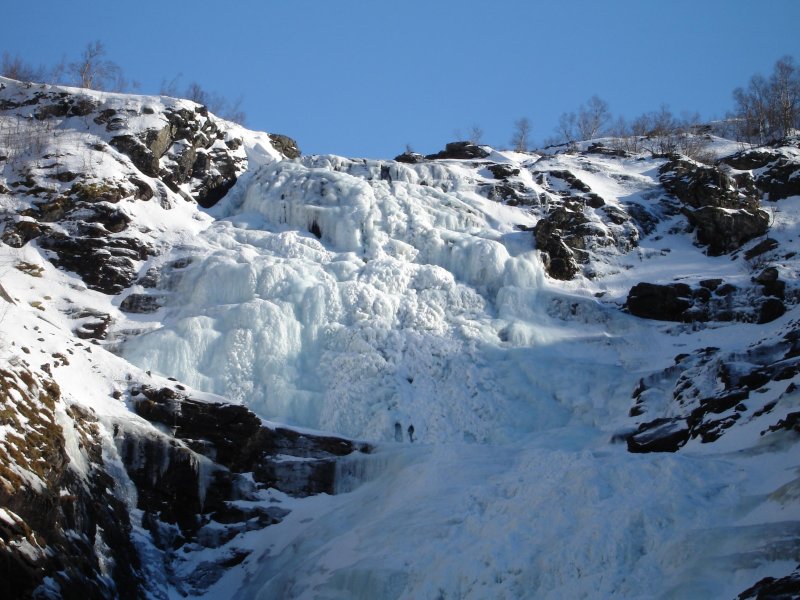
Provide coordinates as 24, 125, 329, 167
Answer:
626, 282, 694, 321
39, 233, 153, 295
119, 293, 164, 314
659, 156, 770, 255
625, 331, 800, 453
487, 163, 520, 180
0, 219, 42, 247
534, 207, 585, 280
687, 205, 770, 256
626, 273, 789, 325
738, 565, 800, 600
268, 133, 301, 159
425, 141, 490, 160
394, 151, 425, 164
721, 141, 800, 201
119, 385, 369, 594
744, 237, 780, 261
0, 366, 143, 599
110, 106, 246, 208
548, 169, 592, 193
481, 180, 533, 206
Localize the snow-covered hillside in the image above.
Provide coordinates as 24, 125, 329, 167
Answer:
1, 77, 799, 599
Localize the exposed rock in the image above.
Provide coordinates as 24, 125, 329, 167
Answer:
534, 205, 588, 280
38, 233, 152, 295
268, 133, 301, 159
487, 163, 520, 179
394, 151, 425, 164
119, 293, 164, 314
548, 170, 591, 193
625, 202, 660, 235
626, 418, 690, 453
686, 204, 770, 255
660, 156, 769, 254
119, 384, 369, 593
481, 181, 532, 206
425, 141, 490, 160
754, 266, 786, 299
626, 333, 800, 452
758, 297, 786, 323
1, 220, 43, 247
586, 143, 629, 157
722, 143, 800, 201
744, 237, 780, 261
738, 564, 800, 599
110, 135, 160, 177
626, 282, 695, 321
108, 107, 247, 208
757, 157, 800, 200
71, 309, 113, 340
0, 366, 144, 598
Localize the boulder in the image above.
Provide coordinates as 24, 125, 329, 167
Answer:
487, 163, 520, 179
626, 282, 694, 321
425, 141, 490, 160
533, 205, 591, 280
119, 293, 164, 314
684, 205, 770, 256
394, 151, 425, 164
269, 133, 301, 159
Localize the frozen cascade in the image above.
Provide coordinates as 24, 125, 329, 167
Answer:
114, 150, 800, 600
121, 155, 630, 443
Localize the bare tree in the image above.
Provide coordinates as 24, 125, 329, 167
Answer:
468, 124, 484, 144
69, 41, 121, 90
557, 111, 578, 143
576, 95, 611, 140
0, 52, 46, 82
160, 73, 183, 97
183, 81, 246, 124
510, 117, 532, 152
732, 55, 800, 144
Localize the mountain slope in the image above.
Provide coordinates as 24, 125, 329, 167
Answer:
1, 77, 799, 599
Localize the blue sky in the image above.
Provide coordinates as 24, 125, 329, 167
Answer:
3, 0, 800, 158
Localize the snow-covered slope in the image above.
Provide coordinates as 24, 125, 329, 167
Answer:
1, 77, 799, 599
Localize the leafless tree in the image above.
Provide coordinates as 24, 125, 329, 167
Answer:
68, 41, 121, 90
468, 124, 484, 144
732, 55, 800, 144
160, 73, 183, 97
557, 111, 578, 143
0, 52, 46, 82
576, 95, 611, 140
510, 117, 532, 152
183, 81, 247, 124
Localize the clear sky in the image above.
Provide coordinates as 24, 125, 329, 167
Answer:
3, 0, 799, 159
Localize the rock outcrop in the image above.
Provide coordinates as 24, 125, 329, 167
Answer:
119, 384, 369, 595
0, 366, 143, 599
626, 328, 800, 452
659, 156, 770, 255
425, 141, 490, 160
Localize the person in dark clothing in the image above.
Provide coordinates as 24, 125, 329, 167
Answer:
394, 422, 403, 442
408, 424, 415, 443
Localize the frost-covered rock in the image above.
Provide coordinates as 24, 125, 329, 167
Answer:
659, 155, 770, 254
